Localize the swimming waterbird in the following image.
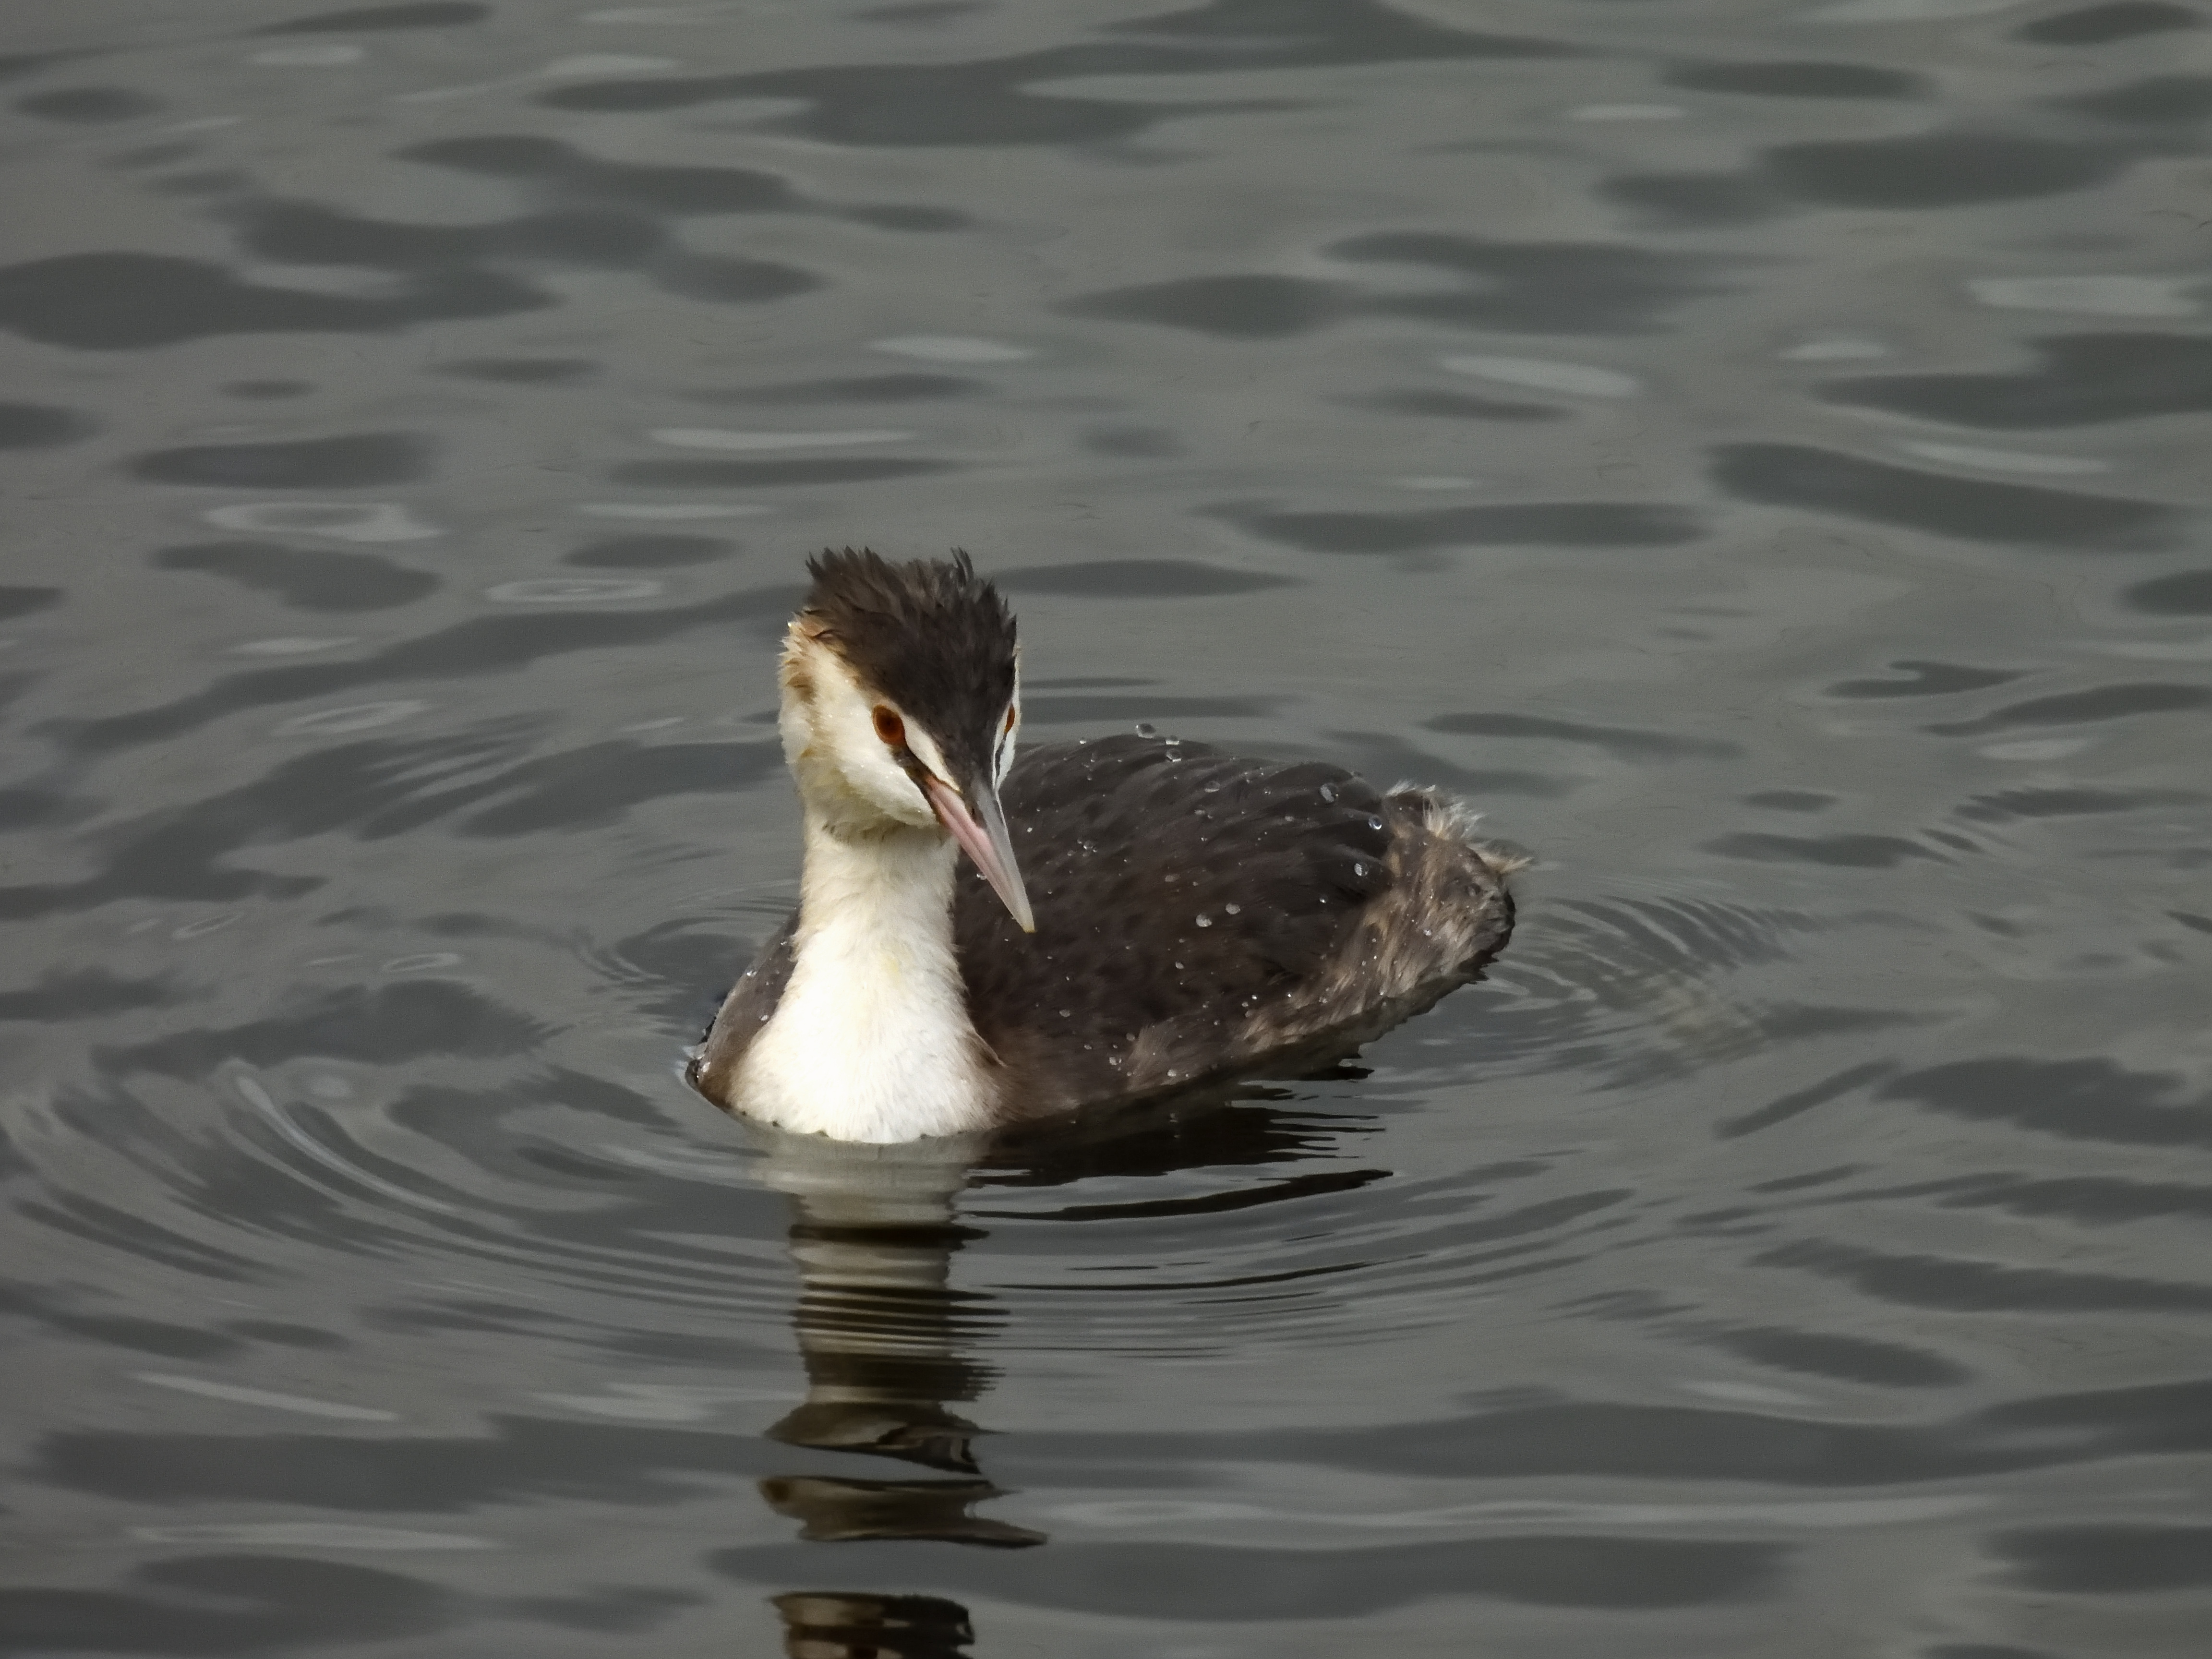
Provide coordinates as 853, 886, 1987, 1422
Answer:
691, 549, 1515, 1142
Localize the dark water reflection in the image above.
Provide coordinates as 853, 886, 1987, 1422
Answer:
3, 0, 2210, 1653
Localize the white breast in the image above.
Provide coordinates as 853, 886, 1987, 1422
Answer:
733, 822, 994, 1142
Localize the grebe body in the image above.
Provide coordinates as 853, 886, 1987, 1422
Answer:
690, 551, 1515, 1142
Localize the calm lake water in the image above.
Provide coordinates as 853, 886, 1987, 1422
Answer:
4, 1, 2210, 1654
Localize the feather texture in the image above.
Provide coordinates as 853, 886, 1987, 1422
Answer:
693, 733, 1513, 1129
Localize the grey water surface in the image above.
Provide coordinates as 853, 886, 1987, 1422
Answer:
2, 0, 2209, 1654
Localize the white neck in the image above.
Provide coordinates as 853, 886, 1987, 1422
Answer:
735, 811, 995, 1142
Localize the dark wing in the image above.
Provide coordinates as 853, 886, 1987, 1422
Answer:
954, 734, 1394, 1109
688, 907, 798, 1106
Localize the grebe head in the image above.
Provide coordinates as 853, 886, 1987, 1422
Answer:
780, 547, 1033, 931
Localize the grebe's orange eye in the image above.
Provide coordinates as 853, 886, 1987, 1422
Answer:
872, 706, 905, 747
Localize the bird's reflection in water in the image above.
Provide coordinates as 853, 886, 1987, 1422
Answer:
770, 1591, 975, 1658
753, 1130, 1044, 1551
749, 1088, 1378, 1655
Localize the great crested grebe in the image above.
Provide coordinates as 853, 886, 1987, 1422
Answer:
690, 549, 1516, 1143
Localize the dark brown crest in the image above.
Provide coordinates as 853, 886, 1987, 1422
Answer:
802, 547, 1018, 781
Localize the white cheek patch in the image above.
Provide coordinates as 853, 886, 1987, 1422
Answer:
800, 645, 936, 826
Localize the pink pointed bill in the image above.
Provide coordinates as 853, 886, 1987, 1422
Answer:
920, 773, 1035, 933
